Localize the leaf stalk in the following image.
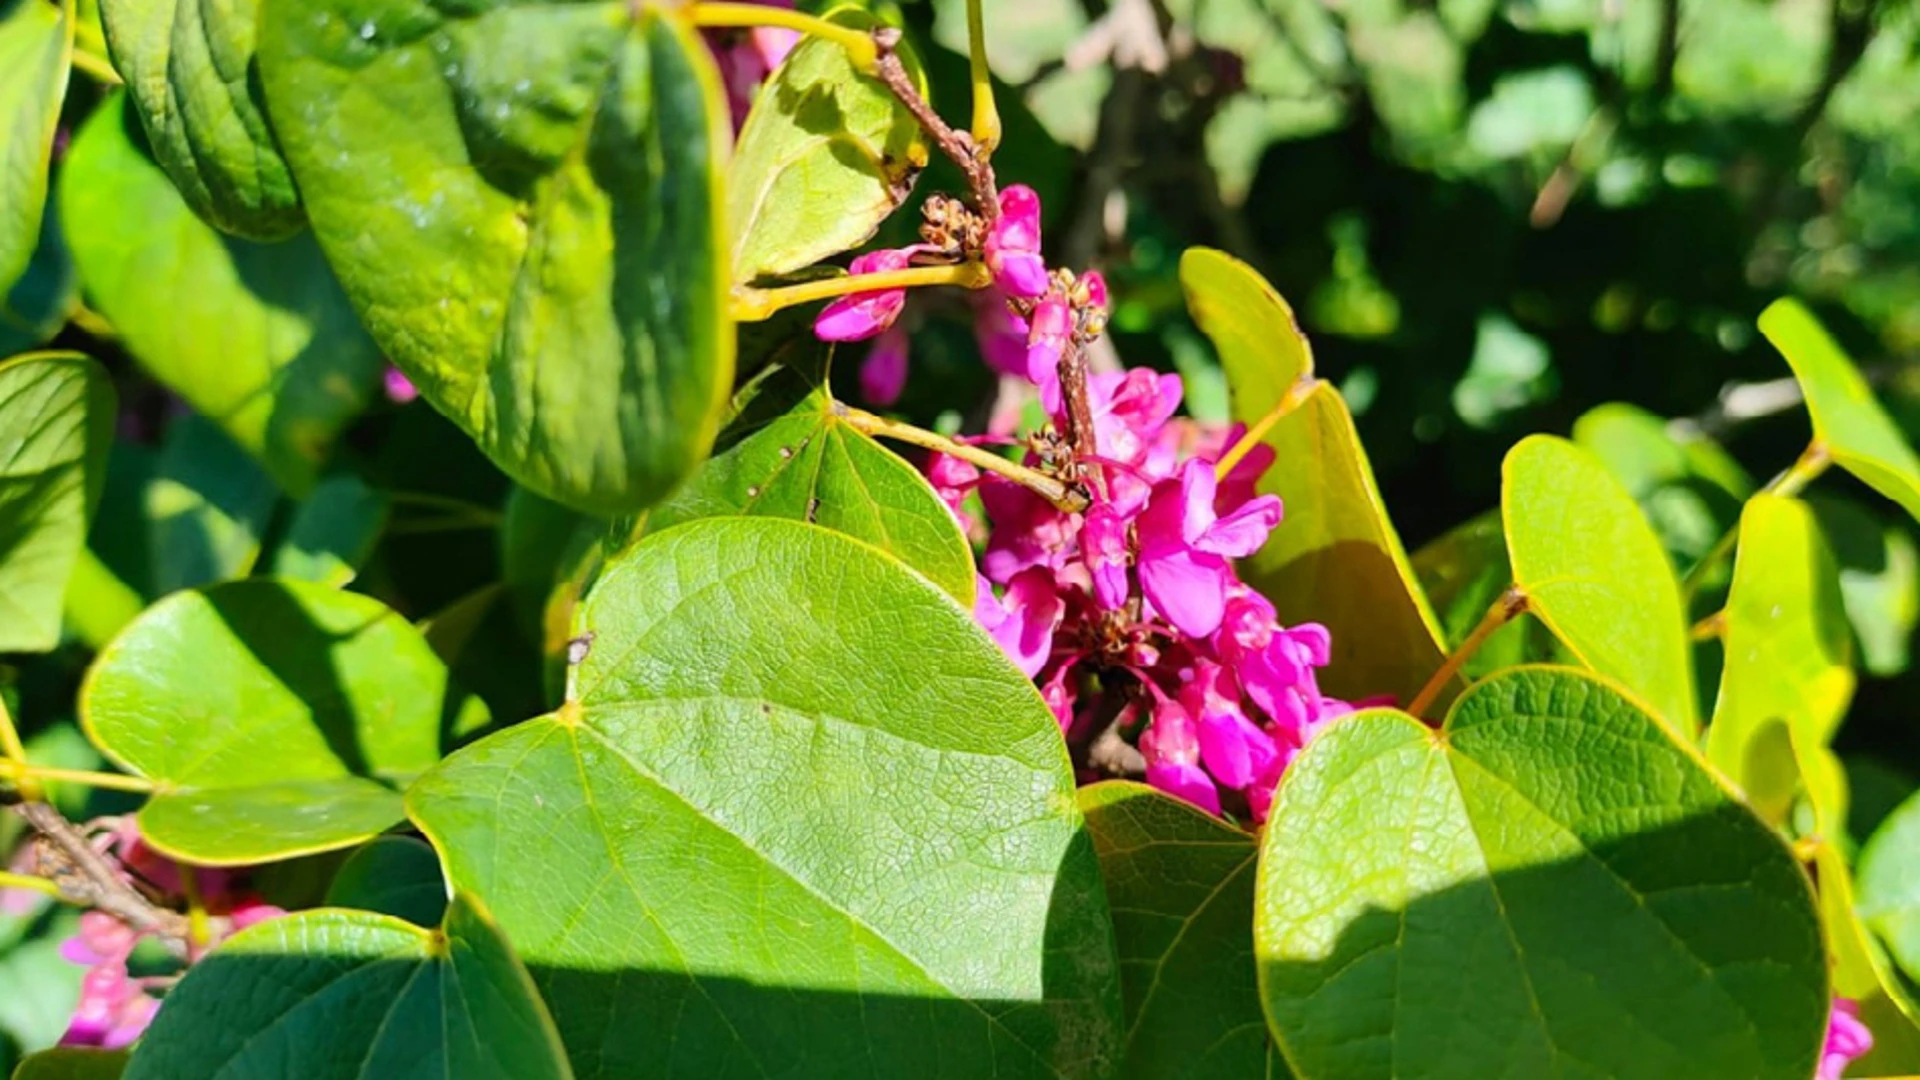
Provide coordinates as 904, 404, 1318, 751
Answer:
688, 3, 878, 71
838, 405, 1090, 513
1408, 586, 1528, 719
731, 262, 993, 322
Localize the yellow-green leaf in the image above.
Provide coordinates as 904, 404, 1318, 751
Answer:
0, 0, 69, 296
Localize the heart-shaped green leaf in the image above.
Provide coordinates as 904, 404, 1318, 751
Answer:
324, 834, 449, 928
1503, 434, 1698, 736
1256, 666, 1827, 1080
409, 516, 1122, 1079
1760, 298, 1920, 521
0, 352, 113, 653
257, 0, 734, 515
61, 96, 380, 496
1705, 495, 1854, 824
81, 578, 490, 864
727, 7, 926, 284
648, 354, 974, 603
98, 0, 302, 238
1079, 781, 1286, 1080
123, 894, 572, 1080
12, 1050, 127, 1080
1182, 247, 1449, 706
0, 0, 69, 296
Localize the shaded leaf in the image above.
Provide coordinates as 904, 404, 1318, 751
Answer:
123, 895, 571, 1080
61, 95, 379, 496
1760, 298, 1920, 521
648, 356, 974, 603
0, 352, 114, 653
12, 1049, 127, 1080
81, 579, 490, 864
144, 415, 278, 595
270, 473, 388, 588
324, 834, 448, 928
98, 0, 302, 237
0, 0, 68, 297
1860, 790, 1920, 988
1078, 781, 1285, 1080
257, 0, 734, 514
727, 7, 926, 283
1183, 247, 1449, 706
409, 516, 1122, 1079
1808, 494, 1919, 678
1815, 843, 1920, 1077
1502, 434, 1697, 736
0, 197, 75, 355
1257, 666, 1827, 1080
1705, 496, 1854, 825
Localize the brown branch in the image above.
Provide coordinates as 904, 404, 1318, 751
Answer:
872, 28, 1000, 220
1055, 338, 1099, 484
12, 803, 190, 947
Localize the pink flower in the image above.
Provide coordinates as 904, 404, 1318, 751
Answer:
1135, 460, 1283, 637
1089, 369, 1184, 464
979, 476, 1074, 583
984, 185, 1048, 297
382, 365, 418, 405
60, 964, 157, 1049
1024, 298, 1072, 413
60, 912, 141, 967
1083, 502, 1132, 609
1139, 700, 1222, 816
1820, 998, 1873, 1080
815, 247, 921, 342
1181, 661, 1279, 792
926, 451, 980, 530
975, 570, 1063, 678
973, 292, 1031, 377
859, 326, 910, 406
1040, 663, 1080, 732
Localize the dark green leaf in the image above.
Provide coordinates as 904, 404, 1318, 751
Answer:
61, 95, 380, 496
409, 516, 1122, 1079
257, 0, 735, 514
81, 578, 490, 864
324, 834, 448, 928
1257, 666, 1827, 1080
648, 357, 974, 603
12, 1049, 127, 1080
144, 415, 278, 595
98, 0, 303, 237
0, 352, 114, 653
1079, 781, 1285, 1080
727, 7, 926, 283
124, 894, 572, 1080
1183, 247, 1450, 706
270, 474, 388, 588
0, 0, 68, 297
0, 197, 74, 355
1503, 434, 1697, 737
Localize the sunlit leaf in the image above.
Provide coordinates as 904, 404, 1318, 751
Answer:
1760, 298, 1920, 521
61, 96, 380, 495
0, 0, 69, 297
1808, 494, 1920, 678
1182, 246, 1450, 707
1705, 495, 1854, 825
0, 352, 113, 653
1503, 434, 1697, 736
1572, 401, 1752, 575
409, 517, 1122, 1079
123, 895, 571, 1080
1257, 666, 1826, 1080
98, 0, 302, 237
257, 0, 735, 514
81, 579, 490, 864
727, 7, 926, 283
1079, 781, 1285, 1080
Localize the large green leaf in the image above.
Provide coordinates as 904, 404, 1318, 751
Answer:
98, 0, 302, 238
1182, 246, 1449, 706
0, 352, 114, 653
81, 578, 490, 864
257, 0, 735, 515
0, 0, 68, 297
62, 96, 380, 496
1256, 666, 1827, 1080
1078, 781, 1284, 1080
123, 895, 572, 1080
1760, 298, 1920, 521
1704, 495, 1854, 825
409, 517, 1122, 1079
12, 1050, 127, 1080
727, 7, 926, 284
1502, 434, 1698, 736
648, 356, 974, 603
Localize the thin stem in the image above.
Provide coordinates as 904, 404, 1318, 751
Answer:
386, 491, 503, 523
1681, 440, 1833, 599
688, 3, 878, 71
0, 760, 155, 794
872, 28, 999, 219
1408, 587, 1528, 719
964, 0, 1001, 152
1056, 339, 1099, 486
839, 404, 1089, 513
0, 870, 65, 899
179, 862, 211, 948
1215, 377, 1321, 481
1690, 610, 1727, 642
69, 47, 122, 85
731, 262, 992, 322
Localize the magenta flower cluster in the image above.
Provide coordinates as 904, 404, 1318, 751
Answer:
813, 185, 1352, 821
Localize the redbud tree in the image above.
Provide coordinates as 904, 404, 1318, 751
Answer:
0, 0, 1913, 1076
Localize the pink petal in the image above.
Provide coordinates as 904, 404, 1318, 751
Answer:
858, 327, 910, 406
1196, 493, 1282, 557
1083, 503, 1132, 609
993, 253, 1050, 298
1145, 760, 1222, 816
983, 568, 1063, 678
1138, 544, 1230, 638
